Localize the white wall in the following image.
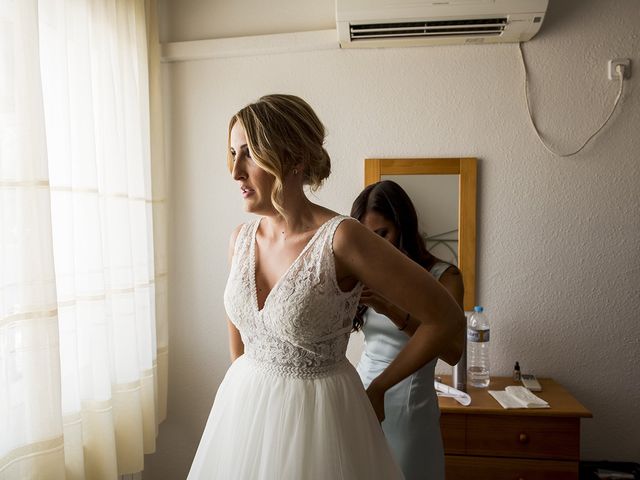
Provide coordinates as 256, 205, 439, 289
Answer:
146, 1, 640, 477
158, 0, 334, 42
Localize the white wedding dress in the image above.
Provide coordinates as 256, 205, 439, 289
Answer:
187, 215, 403, 479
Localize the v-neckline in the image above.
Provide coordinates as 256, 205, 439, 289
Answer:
251, 215, 339, 314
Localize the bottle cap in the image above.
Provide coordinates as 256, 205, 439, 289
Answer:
474, 306, 484, 312
514, 361, 520, 369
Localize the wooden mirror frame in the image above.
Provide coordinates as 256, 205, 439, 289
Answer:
364, 158, 477, 311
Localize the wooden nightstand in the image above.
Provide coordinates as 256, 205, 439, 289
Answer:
438, 376, 592, 480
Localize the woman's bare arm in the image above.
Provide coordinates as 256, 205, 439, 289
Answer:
227, 224, 244, 362
435, 269, 465, 365
334, 220, 465, 419
228, 320, 244, 362
360, 268, 465, 365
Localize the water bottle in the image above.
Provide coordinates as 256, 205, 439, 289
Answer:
467, 306, 490, 388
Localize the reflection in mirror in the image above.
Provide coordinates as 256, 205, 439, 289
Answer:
365, 158, 477, 310
382, 174, 459, 267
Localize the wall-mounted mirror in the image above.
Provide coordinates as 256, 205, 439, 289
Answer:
364, 158, 477, 311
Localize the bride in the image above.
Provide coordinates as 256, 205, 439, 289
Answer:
187, 94, 465, 479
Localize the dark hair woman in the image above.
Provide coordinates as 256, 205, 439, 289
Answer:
351, 179, 465, 480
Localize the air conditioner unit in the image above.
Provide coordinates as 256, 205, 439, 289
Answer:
336, 0, 549, 48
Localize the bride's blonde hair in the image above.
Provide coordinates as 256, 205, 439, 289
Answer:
227, 94, 331, 218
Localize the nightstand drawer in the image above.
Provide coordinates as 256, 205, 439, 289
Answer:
466, 415, 580, 460
445, 455, 578, 480
440, 413, 465, 454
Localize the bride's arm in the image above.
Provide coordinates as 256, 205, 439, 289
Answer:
360, 269, 465, 366
227, 225, 245, 362
436, 269, 465, 366
228, 320, 243, 362
333, 219, 465, 421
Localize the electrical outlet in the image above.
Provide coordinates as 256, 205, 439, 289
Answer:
608, 58, 631, 80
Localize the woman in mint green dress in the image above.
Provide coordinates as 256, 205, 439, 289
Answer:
351, 180, 464, 480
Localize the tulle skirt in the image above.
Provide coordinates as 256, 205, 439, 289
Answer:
187, 355, 403, 479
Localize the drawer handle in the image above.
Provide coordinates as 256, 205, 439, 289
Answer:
518, 433, 529, 444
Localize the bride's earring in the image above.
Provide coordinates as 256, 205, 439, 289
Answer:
293, 168, 298, 175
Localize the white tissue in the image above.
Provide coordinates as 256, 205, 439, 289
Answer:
489, 386, 550, 409
434, 381, 472, 406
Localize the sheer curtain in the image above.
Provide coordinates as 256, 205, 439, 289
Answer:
0, 0, 168, 478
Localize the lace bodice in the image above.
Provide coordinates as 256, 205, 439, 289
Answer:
223, 215, 362, 378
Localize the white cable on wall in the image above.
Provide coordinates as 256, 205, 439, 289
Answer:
518, 42, 626, 158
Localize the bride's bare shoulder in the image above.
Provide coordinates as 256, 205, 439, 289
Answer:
332, 217, 372, 254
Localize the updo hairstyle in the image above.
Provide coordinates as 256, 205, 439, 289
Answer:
228, 94, 331, 217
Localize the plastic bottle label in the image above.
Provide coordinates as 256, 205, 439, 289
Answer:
467, 328, 490, 342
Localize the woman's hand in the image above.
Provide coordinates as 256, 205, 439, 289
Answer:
366, 383, 386, 423
361, 286, 414, 333
359, 286, 392, 316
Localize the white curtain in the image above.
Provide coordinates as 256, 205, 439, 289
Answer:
0, 0, 168, 478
